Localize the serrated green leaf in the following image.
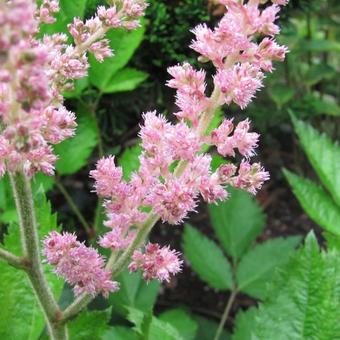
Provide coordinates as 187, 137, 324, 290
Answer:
89, 25, 145, 90
183, 224, 232, 290
208, 188, 265, 260
192, 315, 231, 340
269, 84, 295, 108
102, 68, 148, 93
109, 270, 160, 317
55, 112, 98, 175
232, 307, 257, 340
236, 237, 301, 299
159, 309, 198, 340
291, 116, 340, 205
284, 170, 340, 236
0, 194, 63, 340
68, 309, 111, 340
118, 144, 142, 181
148, 317, 184, 340
252, 232, 340, 340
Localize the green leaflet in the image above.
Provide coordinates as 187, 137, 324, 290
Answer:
284, 170, 340, 236
251, 233, 340, 340
68, 309, 111, 340
182, 224, 232, 290
232, 307, 257, 340
159, 309, 198, 340
102, 68, 148, 94
236, 236, 301, 300
208, 188, 265, 260
291, 116, 340, 205
0, 194, 63, 340
55, 112, 98, 175
109, 270, 160, 317
89, 25, 146, 91
127, 308, 184, 340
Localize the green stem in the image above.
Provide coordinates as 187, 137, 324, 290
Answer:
214, 290, 238, 340
10, 172, 67, 339
55, 177, 92, 235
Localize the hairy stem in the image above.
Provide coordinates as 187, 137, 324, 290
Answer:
55, 177, 91, 235
214, 290, 238, 340
10, 172, 67, 339
0, 247, 29, 269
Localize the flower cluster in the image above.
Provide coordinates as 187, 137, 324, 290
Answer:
0, 0, 146, 177
89, 0, 287, 283
129, 243, 183, 282
43, 232, 119, 297
40, 0, 288, 293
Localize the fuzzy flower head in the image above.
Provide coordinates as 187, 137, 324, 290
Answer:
129, 243, 183, 282
43, 232, 119, 297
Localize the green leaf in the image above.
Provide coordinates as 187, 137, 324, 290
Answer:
252, 232, 340, 339
159, 309, 198, 340
324, 232, 340, 252
236, 236, 301, 299
192, 315, 231, 340
284, 170, 340, 236
232, 307, 257, 340
127, 308, 183, 340
89, 25, 145, 91
182, 224, 232, 290
102, 68, 148, 93
109, 270, 160, 317
102, 326, 138, 340
0, 194, 63, 340
269, 84, 295, 108
59, 0, 88, 20
148, 317, 184, 340
304, 64, 337, 85
208, 188, 265, 260
68, 309, 111, 340
55, 112, 98, 175
291, 116, 340, 205
118, 143, 142, 181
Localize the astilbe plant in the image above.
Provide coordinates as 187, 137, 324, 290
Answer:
0, 0, 288, 338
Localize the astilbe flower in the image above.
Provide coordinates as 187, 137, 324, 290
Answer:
0, 0, 147, 178
89, 0, 288, 284
129, 243, 183, 282
43, 232, 119, 297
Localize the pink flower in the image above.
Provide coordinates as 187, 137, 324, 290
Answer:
214, 64, 263, 109
233, 161, 270, 194
129, 243, 183, 282
43, 232, 119, 297
90, 156, 123, 198
37, 0, 59, 24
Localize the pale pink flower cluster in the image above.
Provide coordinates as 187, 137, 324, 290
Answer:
89, 0, 287, 284
0, 0, 146, 177
43, 232, 119, 297
129, 243, 183, 282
